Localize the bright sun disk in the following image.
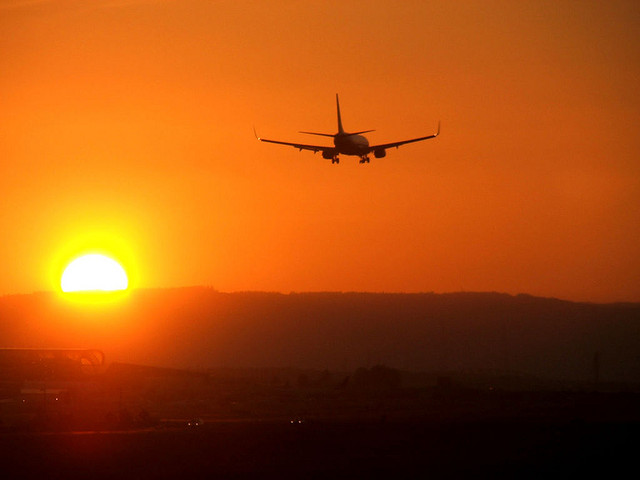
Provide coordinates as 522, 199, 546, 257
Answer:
61, 254, 128, 292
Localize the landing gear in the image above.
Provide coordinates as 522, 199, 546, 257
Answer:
359, 155, 370, 164
331, 156, 340, 164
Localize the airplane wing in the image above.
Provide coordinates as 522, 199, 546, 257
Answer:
254, 129, 334, 155
368, 122, 440, 151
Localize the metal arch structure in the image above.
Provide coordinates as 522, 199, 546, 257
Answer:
0, 348, 106, 381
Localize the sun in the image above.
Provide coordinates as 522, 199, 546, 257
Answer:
61, 254, 129, 292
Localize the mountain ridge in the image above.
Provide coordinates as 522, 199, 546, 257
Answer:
1, 287, 638, 383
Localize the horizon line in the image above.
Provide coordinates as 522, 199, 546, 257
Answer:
3, 287, 638, 305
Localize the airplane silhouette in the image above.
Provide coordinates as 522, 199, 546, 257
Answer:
255, 94, 439, 164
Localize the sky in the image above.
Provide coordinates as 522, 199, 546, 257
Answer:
1, 0, 639, 302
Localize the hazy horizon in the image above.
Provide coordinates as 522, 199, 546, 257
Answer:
6, 285, 640, 306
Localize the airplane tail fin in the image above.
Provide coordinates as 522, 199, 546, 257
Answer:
336, 93, 345, 135
298, 95, 372, 137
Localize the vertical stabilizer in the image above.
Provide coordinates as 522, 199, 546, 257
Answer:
336, 94, 345, 135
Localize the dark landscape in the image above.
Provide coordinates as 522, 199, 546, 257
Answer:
1, 289, 639, 477
2, 288, 640, 381
2, 417, 638, 478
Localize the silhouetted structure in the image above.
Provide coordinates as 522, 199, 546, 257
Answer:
0, 348, 104, 381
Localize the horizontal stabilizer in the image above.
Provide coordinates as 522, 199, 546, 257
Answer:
299, 131, 336, 138
348, 129, 375, 136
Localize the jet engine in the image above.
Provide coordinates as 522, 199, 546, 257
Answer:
374, 149, 386, 158
322, 151, 334, 159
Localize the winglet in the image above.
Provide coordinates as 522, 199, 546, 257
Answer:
253, 126, 261, 141
436, 121, 441, 136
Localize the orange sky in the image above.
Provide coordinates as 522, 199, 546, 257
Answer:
1, 0, 639, 302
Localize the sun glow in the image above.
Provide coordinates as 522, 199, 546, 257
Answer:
61, 254, 129, 292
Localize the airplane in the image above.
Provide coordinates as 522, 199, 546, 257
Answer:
255, 94, 440, 164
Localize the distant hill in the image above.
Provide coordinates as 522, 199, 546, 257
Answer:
1, 288, 639, 383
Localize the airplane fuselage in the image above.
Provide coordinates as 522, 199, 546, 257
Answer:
334, 133, 370, 156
